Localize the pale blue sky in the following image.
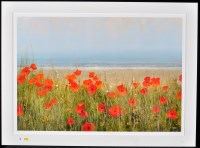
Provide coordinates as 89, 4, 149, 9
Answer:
17, 17, 182, 65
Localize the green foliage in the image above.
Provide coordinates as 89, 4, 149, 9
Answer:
17, 67, 182, 132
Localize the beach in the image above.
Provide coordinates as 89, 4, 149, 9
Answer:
41, 68, 182, 86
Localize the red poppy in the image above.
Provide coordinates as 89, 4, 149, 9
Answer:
79, 110, 88, 118
37, 89, 47, 96
107, 92, 117, 98
177, 91, 182, 100
87, 84, 97, 95
36, 73, 44, 79
144, 76, 151, 82
142, 81, 151, 87
83, 79, 93, 87
151, 77, 160, 87
82, 122, 95, 131
142, 76, 151, 87
93, 75, 99, 81
21, 66, 30, 76
97, 103, 106, 112
35, 81, 43, 88
128, 98, 136, 107
117, 84, 128, 96
140, 88, 148, 95
30, 63, 37, 70
95, 80, 103, 89
162, 86, 168, 91
51, 98, 58, 104
108, 106, 122, 117
44, 102, 52, 109
66, 74, 76, 81
67, 79, 75, 84
44, 79, 53, 86
17, 75, 26, 84
89, 72, 95, 78
152, 106, 160, 113
179, 74, 182, 82
74, 69, 82, 76
17, 104, 23, 116
166, 110, 179, 119
159, 96, 167, 104
45, 85, 53, 91
75, 103, 85, 113
28, 78, 38, 84
69, 81, 79, 92
133, 82, 140, 88
66, 117, 74, 125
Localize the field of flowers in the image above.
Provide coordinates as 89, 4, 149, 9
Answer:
17, 63, 182, 131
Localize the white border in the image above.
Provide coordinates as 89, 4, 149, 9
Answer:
2, 2, 197, 146
13, 13, 186, 136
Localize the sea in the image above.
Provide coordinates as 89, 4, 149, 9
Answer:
17, 59, 182, 70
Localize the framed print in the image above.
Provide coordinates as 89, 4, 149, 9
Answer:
2, 2, 198, 147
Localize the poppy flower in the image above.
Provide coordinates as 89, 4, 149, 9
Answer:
21, 66, 30, 76
79, 110, 88, 118
142, 76, 151, 87
45, 85, 53, 91
35, 81, 43, 88
36, 73, 44, 79
107, 92, 117, 98
133, 82, 140, 88
28, 78, 38, 84
151, 78, 160, 87
17, 104, 23, 116
162, 86, 168, 91
87, 84, 97, 95
95, 80, 103, 89
51, 98, 58, 104
30, 63, 37, 70
17, 75, 26, 84
97, 103, 106, 112
117, 84, 128, 96
66, 117, 74, 125
75, 103, 85, 113
142, 81, 151, 87
108, 106, 122, 117
44, 102, 52, 110
89, 72, 95, 78
44, 79, 53, 86
179, 74, 182, 82
152, 106, 160, 113
82, 122, 95, 131
159, 96, 167, 104
177, 91, 182, 100
66, 74, 76, 81
68, 79, 76, 85
83, 79, 93, 87
140, 88, 148, 95
69, 82, 79, 92
166, 110, 179, 119
144, 76, 151, 82
128, 98, 136, 107
93, 75, 99, 81
37, 89, 47, 96
74, 69, 82, 76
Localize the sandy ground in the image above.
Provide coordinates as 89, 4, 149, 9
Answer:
40, 68, 182, 86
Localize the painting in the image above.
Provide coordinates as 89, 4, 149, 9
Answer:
16, 15, 184, 132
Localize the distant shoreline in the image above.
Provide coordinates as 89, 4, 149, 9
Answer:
36, 66, 182, 70
17, 65, 182, 70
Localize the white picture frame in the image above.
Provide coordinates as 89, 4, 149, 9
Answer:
2, 2, 197, 147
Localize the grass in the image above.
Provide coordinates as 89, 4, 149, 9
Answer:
17, 64, 182, 132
